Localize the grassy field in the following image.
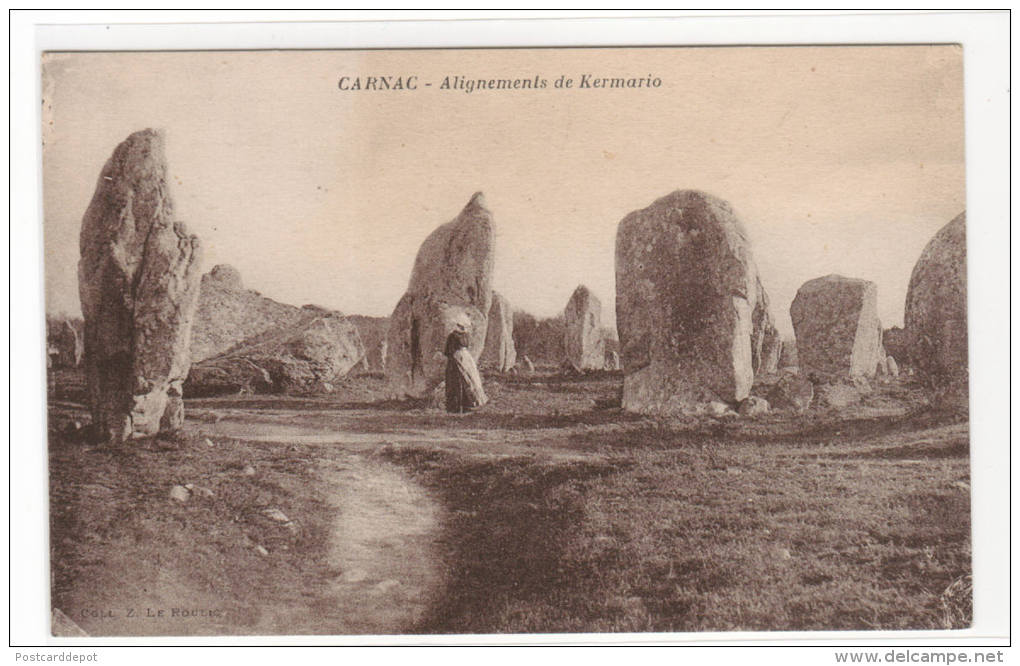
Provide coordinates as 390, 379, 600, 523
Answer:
48, 369, 971, 636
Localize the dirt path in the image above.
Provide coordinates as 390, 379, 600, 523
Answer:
250, 452, 446, 635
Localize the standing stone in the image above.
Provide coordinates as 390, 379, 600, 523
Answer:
480, 291, 517, 373
904, 212, 968, 401
751, 278, 781, 377
386, 192, 493, 397
563, 285, 605, 372
78, 129, 202, 442
779, 338, 798, 369
790, 275, 881, 379
886, 356, 900, 377
605, 350, 621, 371
615, 190, 761, 413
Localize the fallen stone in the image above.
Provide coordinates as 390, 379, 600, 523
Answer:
78, 129, 203, 443
707, 401, 735, 417
616, 190, 762, 414
242, 464, 256, 476
563, 285, 605, 372
790, 274, 881, 379
169, 485, 190, 502
262, 508, 290, 523
254, 545, 269, 556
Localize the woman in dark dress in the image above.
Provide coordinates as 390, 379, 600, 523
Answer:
444, 318, 488, 414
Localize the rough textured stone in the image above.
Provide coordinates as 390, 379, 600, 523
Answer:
738, 395, 770, 417
790, 274, 880, 379
480, 291, 517, 372
766, 373, 814, 413
605, 350, 621, 371
191, 264, 307, 363
615, 190, 761, 413
751, 278, 781, 377
564, 285, 605, 372
187, 311, 365, 395
904, 212, 968, 401
886, 356, 900, 377
78, 129, 202, 442
779, 338, 798, 369
46, 316, 84, 368
348, 315, 390, 372
386, 192, 493, 397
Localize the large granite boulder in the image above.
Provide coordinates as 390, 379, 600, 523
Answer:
191, 264, 307, 363
790, 275, 881, 379
480, 291, 516, 372
348, 315, 390, 372
904, 212, 968, 401
187, 310, 365, 395
46, 316, 84, 369
615, 190, 761, 413
78, 129, 202, 442
563, 285, 605, 372
386, 192, 494, 397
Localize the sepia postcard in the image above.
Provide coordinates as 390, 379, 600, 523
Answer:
35, 37, 986, 644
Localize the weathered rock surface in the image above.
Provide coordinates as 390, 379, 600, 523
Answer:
605, 350, 621, 371
766, 373, 814, 413
790, 274, 881, 379
187, 310, 365, 396
751, 278, 781, 376
78, 129, 202, 442
904, 212, 968, 402
46, 315, 84, 368
563, 285, 605, 372
191, 264, 307, 363
348, 315, 390, 372
886, 356, 899, 377
615, 190, 761, 413
386, 192, 493, 397
480, 291, 516, 372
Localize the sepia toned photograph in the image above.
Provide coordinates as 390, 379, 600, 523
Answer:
41, 44, 971, 638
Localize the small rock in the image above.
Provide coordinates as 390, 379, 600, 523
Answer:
886, 356, 900, 377
192, 486, 215, 498
169, 485, 190, 503
737, 396, 770, 417
726, 467, 742, 475
262, 508, 290, 523
707, 401, 733, 417
184, 483, 195, 490
242, 464, 256, 476
254, 545, 269, 556
776, 548, 792, 560
952, 481, 970, 492
342, 568, 369, 583
204, 438, 215, 447
371, 579, 402, 595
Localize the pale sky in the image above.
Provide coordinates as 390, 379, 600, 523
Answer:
42, 46, 964, 336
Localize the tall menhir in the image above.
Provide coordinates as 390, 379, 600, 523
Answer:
78, 129, 203, 443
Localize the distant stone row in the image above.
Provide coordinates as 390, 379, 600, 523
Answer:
71, 129, 966, 442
